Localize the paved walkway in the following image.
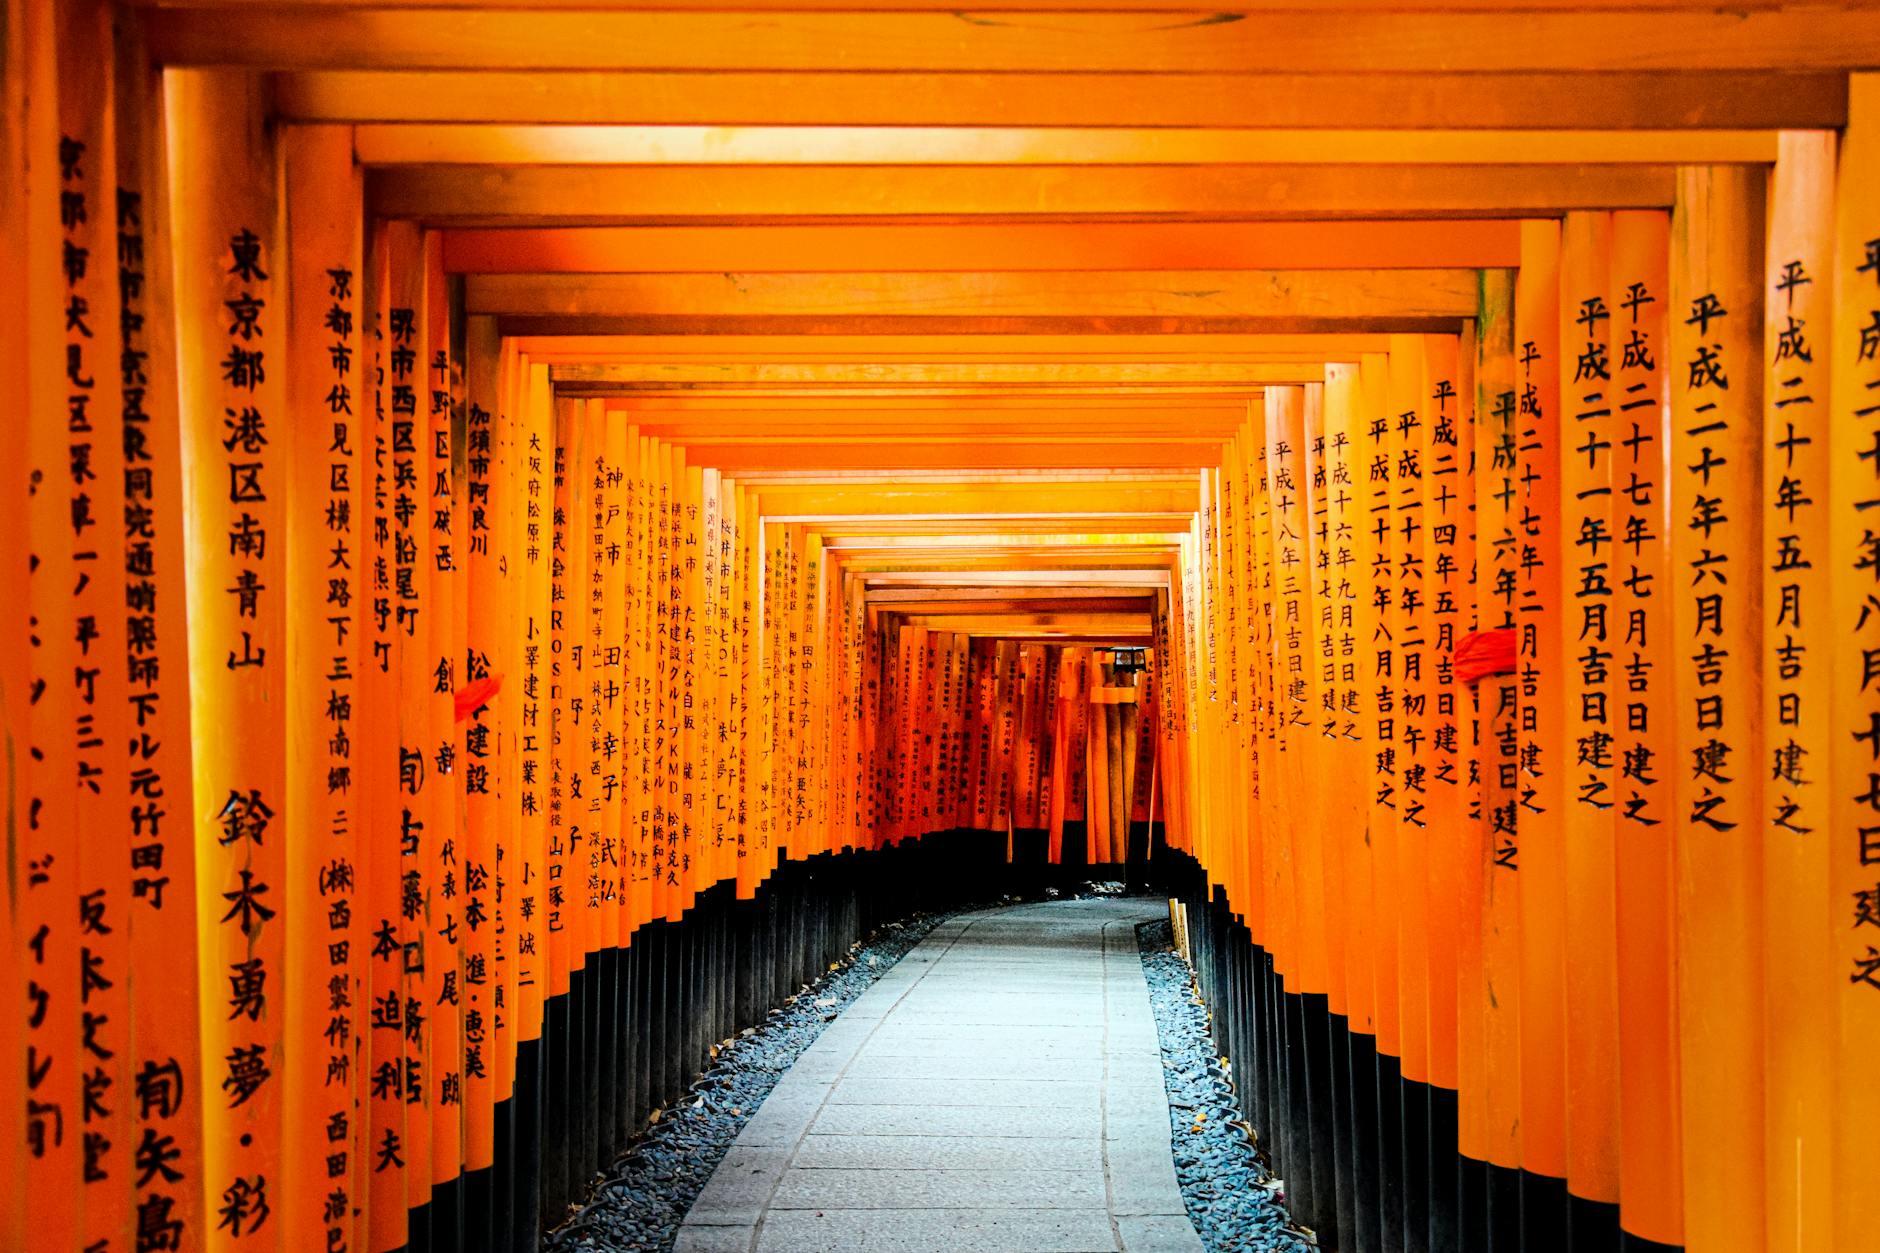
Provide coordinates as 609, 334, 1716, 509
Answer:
675, 898, 1204, 1253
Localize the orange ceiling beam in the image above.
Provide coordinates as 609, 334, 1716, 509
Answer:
611, 394, 1256, 410
155, 0, 1835, 14
146, 9, 1880, 73
512, 333, 1393, 361
353, 124, 1776, 167
374, 163, 1670, 224
466, 269, 1479, 322
274, 69, 1848, 130
549, 361, 1326, 387
448, 222, 1522, 274
747, 480, 1198, 519
676, 442, 1222, 472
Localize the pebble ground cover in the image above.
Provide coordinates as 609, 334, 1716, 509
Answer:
1138, 917, 1313, 1252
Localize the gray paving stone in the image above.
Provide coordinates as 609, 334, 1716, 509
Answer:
864, 1023, 1107, 1047
769, 1166, 1105, 1210
1105, 1058, 1171, 1089
1106, 1144, 1188, 1217
753, 1208, 1118, 1253
688, 1147, 792, 1225
1103, 1104, 1177, 1145
809, 1101, 1103, 1139
1117, 1214, 1207, 1253
843, 1053, 1105, 1082
792, 1133, 1103, 1171
736, 1090, 828, 1147
891, 1007, 1107, 1027
781, 1049, 852, 1082
674, 1224, 756, 1253
829, 1075, 1103, 1109
860, 1035, 1115, 1059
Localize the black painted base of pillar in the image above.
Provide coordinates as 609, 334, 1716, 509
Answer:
1164, 846, 1671, 1253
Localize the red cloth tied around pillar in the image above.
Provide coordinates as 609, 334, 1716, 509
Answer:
1454, 629, 1517, 684
454, 672, 504, 721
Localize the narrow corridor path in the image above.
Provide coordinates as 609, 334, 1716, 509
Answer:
675, 899, 1203, 1253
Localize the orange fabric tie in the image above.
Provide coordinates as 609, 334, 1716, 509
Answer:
454, 672, 504, 722
1454, 628, 1517, 684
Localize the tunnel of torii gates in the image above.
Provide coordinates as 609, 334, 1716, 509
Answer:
9, 4, 1880, 1253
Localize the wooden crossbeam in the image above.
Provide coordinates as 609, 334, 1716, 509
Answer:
830, 549, 1177, 571
135, 1, 1875, 12
828, 537, 1185, 555
855, 570, 1170, 586
550, 362, 1326, 387
146, 9, 1880, 73
870, 599, 1156, 617
885, 611, 1152, 637
468, 270, 1479, 323
825, 530, 1181, 550
750, 479, 1199, 517
681, 432, 1228, 445
374, 164, 1672, 224
683, 442, 1224, 471
499, 314, 1456, 335
275, 68, 1848, 130
353, 124, 1777, 166
627, 404, 1246, 420
623, 411, 1246, 438
830, 522, 1190, 539
531, 334, 1392, 361
609, 386, 1262, 400
450, 224, 1520, 274
864, 590, 1158, 609
611, 394, 1262, 409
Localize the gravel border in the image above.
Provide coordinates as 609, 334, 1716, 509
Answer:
1137, 918, 1313, 1253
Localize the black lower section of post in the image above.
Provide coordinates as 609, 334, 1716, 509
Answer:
1524, 1165, 1571, 1253
1488, 1162, 1524, 1253
1459, 1154, 1488, 1253
1427, 1084, 1460, 1253
1162, 846, 1682, 1253
1401, 1070, 1429, 1253
1569, 1191, 1623, 1253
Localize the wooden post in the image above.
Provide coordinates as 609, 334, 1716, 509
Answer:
1607, 208, 1682, 1250
115, 14, 208, 1253
282, 121, 365, 1253
1670, 162, 1769, 1253
1557, 209, 1623, 1234
1514, 217, 1570, 1235
1828, 71, 1880, 1253
1761, 129, 1837, 1253
1471, 267, 1525, 1250
171, 67, 289, 1253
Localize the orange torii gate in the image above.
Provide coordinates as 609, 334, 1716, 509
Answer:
5, 4, 1880, 1253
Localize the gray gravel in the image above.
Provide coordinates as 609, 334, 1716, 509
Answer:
1137, 918, 1313, 1253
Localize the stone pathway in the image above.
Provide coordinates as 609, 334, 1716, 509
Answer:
675, 898, 1204, 1253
